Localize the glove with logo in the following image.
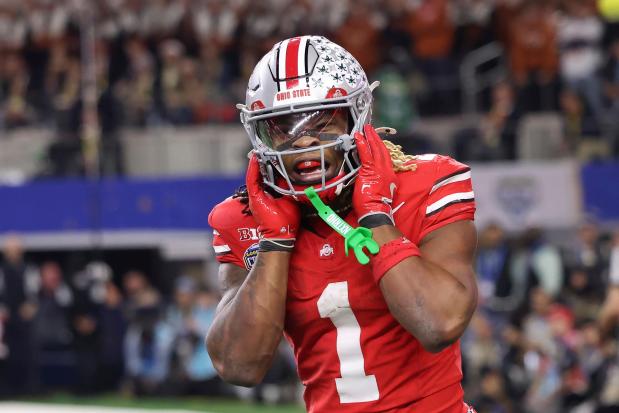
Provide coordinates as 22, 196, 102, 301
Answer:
353, 124, 397, 228
246, 155, 301, 252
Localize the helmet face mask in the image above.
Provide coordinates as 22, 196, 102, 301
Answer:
238, 35, 374, 202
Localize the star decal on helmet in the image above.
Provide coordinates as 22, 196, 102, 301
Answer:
336, 62, 346, 71
346, 75, 356, 84
311, 77, 324, 88
331, 73, 343, 81
337, 52, 347, 60
317, 65, 329, 74
322, 55, 333, 63
351, 67, 360, 75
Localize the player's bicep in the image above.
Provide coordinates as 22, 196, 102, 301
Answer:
215, 263, 249, 314
419, 220, 478, 293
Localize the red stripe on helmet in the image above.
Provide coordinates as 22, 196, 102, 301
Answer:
285, 37, 301, 89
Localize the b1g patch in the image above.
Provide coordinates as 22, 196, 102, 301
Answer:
243, 243, 259, 270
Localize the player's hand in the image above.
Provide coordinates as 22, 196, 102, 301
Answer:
353, 124, 397, 228
246, 155, 300, 244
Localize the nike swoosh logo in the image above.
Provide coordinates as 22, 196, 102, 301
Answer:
389, 182, 397, 198
392, 202, 405, 214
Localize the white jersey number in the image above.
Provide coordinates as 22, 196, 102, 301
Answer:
317, 281, 379, 403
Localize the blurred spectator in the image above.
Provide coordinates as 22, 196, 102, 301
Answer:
475, 223, 527, 318
500, 323, 530, 404
167, 277, 221, 396
0, 4, 27, 51
463, 314, 502, 385
116, 37, 158, 126
560, 88, 603, 154
557, 0, 605, 121
333, 1, 384, 78
603, 36, 619, 155
122, 269, 169, 395
470, 366, 513, 413
452, 0, 497, 56
521, 289, 563, 413
507, 1, 558, 112
593, 246, 619, 411
563, 266, 603, 324
524, 288, 557, 358
97, 280, 127, 392
454, 81, 521, 161
48, 48, 81, 133
565, 219, 608, 295
0, 235, 39, 396
159, 39, 193, 125
1, 53, 33, 128
600, 231, 619, 340
33, 261, 74, 389
72, 306, 98, 394
122, 270, 161, 324
373, 65, 416, 133
494, 0, 523, 47
124, 297, 174, 396
511, 228, 564, 300
406, 0, 457, 114
71, 261, 113, 395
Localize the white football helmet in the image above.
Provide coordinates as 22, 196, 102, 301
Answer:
237, 35, 376, 202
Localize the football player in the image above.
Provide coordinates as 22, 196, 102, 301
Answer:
207, 36, 478, 413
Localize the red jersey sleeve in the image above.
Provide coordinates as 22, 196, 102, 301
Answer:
208, 197, 251, 269
419, 156, 476, 240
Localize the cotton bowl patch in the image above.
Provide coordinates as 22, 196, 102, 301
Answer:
243, 243, 260, 270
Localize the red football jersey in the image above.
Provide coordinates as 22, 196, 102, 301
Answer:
209, 155, 476, 413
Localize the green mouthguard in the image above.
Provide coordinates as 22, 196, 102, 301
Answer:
304, 187, 379, 265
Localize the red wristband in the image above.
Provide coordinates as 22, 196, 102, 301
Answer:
372, 236, 421, 284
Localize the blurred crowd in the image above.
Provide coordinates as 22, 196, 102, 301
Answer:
2, 223, 619, 412
0, 235, 298, 402
1, 0, 619, 170
0, 236, 253, 399
463, 222, 619, 413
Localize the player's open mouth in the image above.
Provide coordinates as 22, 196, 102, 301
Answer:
291, 158, 332, 184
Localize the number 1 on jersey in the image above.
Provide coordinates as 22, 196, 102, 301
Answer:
317, 281, 379, 403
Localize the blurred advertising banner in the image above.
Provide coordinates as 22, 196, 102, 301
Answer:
0, 176, 244, 255
470, 160, 582, 231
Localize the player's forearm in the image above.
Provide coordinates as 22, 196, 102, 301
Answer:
380, 257, 476, 352
373, 225, 477, 353
206, 252, 290, 386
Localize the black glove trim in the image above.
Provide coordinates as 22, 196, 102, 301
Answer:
259, 239, 295, 252
359, 213, 394, 228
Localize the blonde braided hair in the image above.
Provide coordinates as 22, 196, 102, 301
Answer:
375, 127, 418, 173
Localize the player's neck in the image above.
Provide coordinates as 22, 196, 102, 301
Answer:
299, 186, 353, 218
300, 187, 353, 236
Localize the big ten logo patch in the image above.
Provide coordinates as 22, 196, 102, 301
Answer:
243, 243, 260, 270
238, 227, 260, 242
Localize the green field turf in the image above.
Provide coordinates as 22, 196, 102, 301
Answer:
24, 394, 305, 413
